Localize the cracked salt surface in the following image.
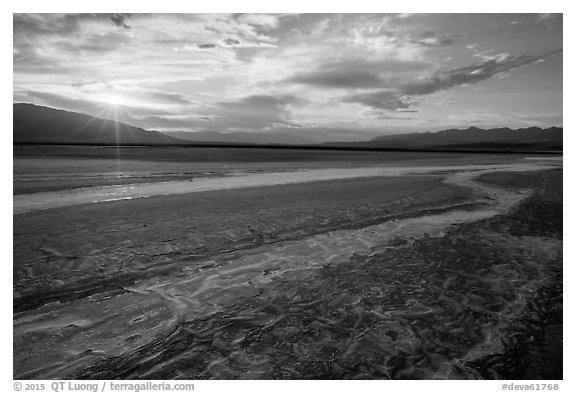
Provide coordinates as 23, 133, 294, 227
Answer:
12, 157, 562, 378
123, 163, 552, 320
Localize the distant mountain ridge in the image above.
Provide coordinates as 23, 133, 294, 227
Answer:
13, 103, 562, 152
13, 103, 182, 145
325, 126, 563, 152
13, 104, 315, 146
162, 130, 315, 145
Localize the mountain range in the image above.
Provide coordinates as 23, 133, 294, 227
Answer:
324, 126, 563, 152
161, 130, 315, 145
13, 103, 562, 152
13, 103, 180, 145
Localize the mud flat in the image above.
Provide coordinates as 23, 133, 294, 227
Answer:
14, 145, 531, 195
14, 161, 559, 215
13, 158, 562, 379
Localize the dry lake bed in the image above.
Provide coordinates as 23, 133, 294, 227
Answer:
13, 146, 563, 379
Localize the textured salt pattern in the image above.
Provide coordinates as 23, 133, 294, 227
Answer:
13, 162, 562, 379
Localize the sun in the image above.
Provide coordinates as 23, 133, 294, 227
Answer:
105, 95, 122, 107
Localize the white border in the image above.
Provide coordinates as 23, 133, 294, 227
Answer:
4, 2, 571, 391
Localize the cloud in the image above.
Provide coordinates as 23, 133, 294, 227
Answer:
135, 90, 194, 106
110, 14, 131, 29
175, 37, 277, 52
412, 37, 453, 48
13, 14, 563, 135
197, 43, 217, 49
127, 94, 306, 132
400, 49, 562, 96
359, 108, 408, 120
343, 90, 411, 110
205, 94, 304, 129
286, 58, 432, 89
223, 38, 241, 46
339, 49, 562, 116
21, 90, 176, 119
13, 54, 74, 75
289, 70, 385, 89
271, 122, 307, 128
236, 14, 280, 30
536, 13, 562, 29
220, 37, 277, 48
14, 14, 84, 36
409, 31, 454, 48
139, 115, 215, 130
174, 44, 218, 52
13, 14, 134, 77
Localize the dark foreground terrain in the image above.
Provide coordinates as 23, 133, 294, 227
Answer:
14, 175, 470, 313
13, 159, 562, 379
86, 171, 562, 379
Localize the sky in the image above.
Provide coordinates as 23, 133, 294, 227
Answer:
13, 13, 563, 142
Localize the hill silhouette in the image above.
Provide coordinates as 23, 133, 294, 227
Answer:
13, 103, 182, 145
162, 130, 315, 145
325, 126, 562, 152
13, 103, 562, 152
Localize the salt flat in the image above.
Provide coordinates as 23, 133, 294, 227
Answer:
13, 159, 562, 379
13, 159, 561, 214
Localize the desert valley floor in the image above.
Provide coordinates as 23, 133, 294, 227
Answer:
13, 147, 562, 379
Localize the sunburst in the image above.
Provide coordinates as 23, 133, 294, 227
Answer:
103, 95, 122, 107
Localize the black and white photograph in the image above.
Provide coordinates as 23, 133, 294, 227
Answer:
11, 6, 566, 385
